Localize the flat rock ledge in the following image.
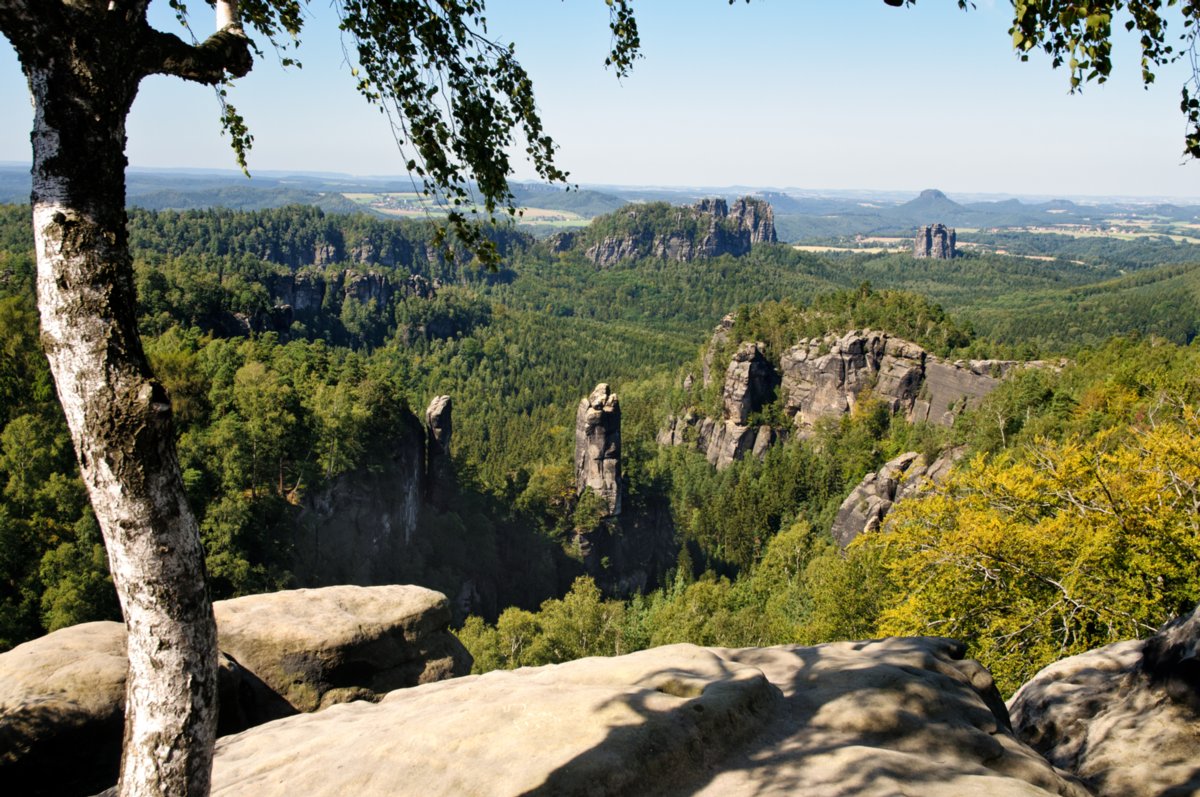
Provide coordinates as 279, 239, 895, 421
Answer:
0, 584, 470, 797
211, 637, 1088, 797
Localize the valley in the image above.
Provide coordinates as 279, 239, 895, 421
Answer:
1, 186, 1199, 796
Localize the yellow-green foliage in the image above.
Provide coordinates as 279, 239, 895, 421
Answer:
870, 406, 1200, 694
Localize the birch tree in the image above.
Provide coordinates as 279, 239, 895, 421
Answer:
0, 1, 638, 794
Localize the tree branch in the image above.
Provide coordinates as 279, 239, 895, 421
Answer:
141, 27, 253, 84
0, 0, 39, 62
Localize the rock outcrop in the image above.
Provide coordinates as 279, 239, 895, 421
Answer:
424, 395, 453, 506
584, 197, 776, 267
1008, 606, 1200, 797
207, 637, 1087, 797
293, 408, 426, 586
660, 341, 779, 470
575, 383, 623, 517
914, 223, 956, 259
830, 448, 962, 548
0, 586, 468, 797
781, 330, 1020, 432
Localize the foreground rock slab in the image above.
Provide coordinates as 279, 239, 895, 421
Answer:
1009, 607, 1200, 797
0, 584, 469, 796
211, 637, 1088, 797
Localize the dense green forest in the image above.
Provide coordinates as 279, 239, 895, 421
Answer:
2, 201, 1199, 697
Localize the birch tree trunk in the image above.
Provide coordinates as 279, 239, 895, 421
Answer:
0, 3, 252, 794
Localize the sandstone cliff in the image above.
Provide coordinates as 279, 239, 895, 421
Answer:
663, 325, 1027, 469
660, 340, 780, 470
781, 329, 1027, 432
583, 197, 777, 267
293, 408, 426, 586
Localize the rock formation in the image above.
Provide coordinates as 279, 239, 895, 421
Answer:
0, 585, 469, 797
701, 312, 736, 388
584, 197, 776, 267
205, 638, 1088, 797
1008, 604, 1200, 797
830, 448, 962, 548
424, 395, 453, 506
913, 223, 956, 259
293, 408, 426, 586
781, 330, 1022, 432
660, 341, 778, 470
575, 383, 623, 517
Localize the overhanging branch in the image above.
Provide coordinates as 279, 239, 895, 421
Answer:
141, 27, 253, 84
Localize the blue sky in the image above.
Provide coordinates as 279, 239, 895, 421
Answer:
1, 1, 1198, 199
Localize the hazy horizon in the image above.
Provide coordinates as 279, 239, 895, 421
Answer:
2, 1, 1199, 199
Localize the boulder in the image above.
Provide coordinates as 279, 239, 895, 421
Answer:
209, 637, 1088, 797
0, 586, 469, 797
1009, 607, 1200, 797
0, 622, 127, 797
0, 622, 294, 797
213, 585, 471, 713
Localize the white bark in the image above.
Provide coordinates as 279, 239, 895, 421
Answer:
30, 61, 218, 797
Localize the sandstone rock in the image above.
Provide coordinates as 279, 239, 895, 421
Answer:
722, 341, 774, 425
704, 419, 758, 470
583, 197, 776, 267
0, 622, 295, 797
0, 622, 127, 796
728, 196, 778, 244
575, 383, 623, 517
209, 638, 1086, 797
214, 585, 471, 714
702, 313, 736, 388
914, 223, 957, 259
829, 448, 962, 548
293, 408, 426, 585
424, 395, 453, 507
781, 330, 1017, 432
1009, 606, 1200, 797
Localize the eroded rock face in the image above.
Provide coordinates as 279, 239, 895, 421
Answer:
209, 637, 1087, 797
1008, 605, 1200, 797
575, 383, 622, 517
914, 223, 956, 259
584, 197, 777, 267
702, 313, 736, 388
723, 342, 774, 425
781, 330, 1017, 432
829, 448, 962, 548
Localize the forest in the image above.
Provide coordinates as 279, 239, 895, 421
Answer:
1, 200, 1198, 696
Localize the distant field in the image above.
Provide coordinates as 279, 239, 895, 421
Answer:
343, 192, 590, 228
